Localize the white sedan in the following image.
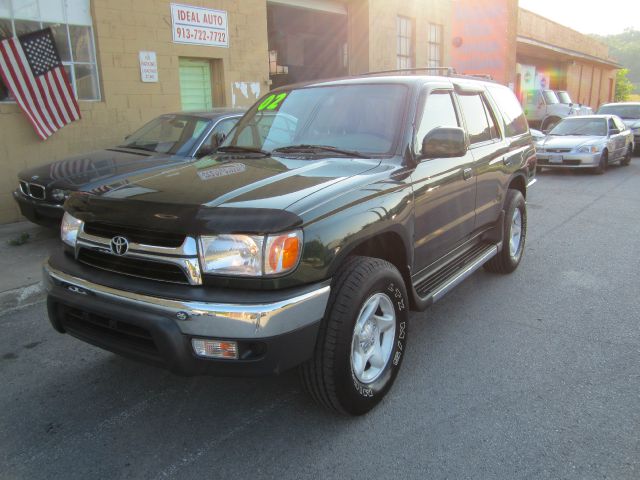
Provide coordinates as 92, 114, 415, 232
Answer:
535, 115, 634, 174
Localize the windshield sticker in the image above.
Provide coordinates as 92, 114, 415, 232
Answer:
257, 92, 288, 111
197, 163, 246, 181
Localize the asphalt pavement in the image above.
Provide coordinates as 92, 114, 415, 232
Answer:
1, 156, 639, 479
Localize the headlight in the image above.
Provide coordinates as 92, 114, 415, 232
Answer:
60, 212, 83, 247
198, 229, 302, 277
577, 145, 600, 154
51, 189, 71, 202
536, 147, 545, 153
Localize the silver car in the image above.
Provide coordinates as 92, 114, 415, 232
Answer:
597, 102, 640, 153
536, 115, 634, 174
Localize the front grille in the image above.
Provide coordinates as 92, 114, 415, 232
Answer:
546, 148, 572, 153
563, 159, 581, 165
56, 303, 161, 362
19, 181, 46, 199
78, 248, 189, 284
84, 222, 185, 248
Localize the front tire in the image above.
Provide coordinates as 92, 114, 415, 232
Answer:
300, 256, 409, 415
484, 189, 527, 274
621, 146, 632, 166
594, 150, 608, 174
541, 117, 560, 132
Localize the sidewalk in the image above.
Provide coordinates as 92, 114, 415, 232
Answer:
0, 221, 59, 313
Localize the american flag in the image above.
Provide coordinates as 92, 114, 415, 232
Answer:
0, 28, 81, 140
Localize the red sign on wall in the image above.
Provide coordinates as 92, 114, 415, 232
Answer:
450, 0, 510, 83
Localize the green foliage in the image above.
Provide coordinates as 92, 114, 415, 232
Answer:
593, 29, 640, 94
615, 69, 634, 101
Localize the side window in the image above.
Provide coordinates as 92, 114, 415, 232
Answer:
484, 100, 501, 141
608, 118, 618, 132
614, 117, 626, 131
414, 91, 459, 154
457, 93, 495, 145
487, 86, 529, 137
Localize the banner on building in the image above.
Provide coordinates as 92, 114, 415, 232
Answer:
0, 28, 81, 140
450, 0, 510, 83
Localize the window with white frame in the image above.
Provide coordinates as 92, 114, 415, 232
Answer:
428, 23, 442, 68
397, 16, 414, 70
0, 0, 100, 102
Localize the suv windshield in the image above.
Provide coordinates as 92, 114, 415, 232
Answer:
549, 118, 607, 136
222, 84, 408, 156
121, 114, 211, 155
542, 90, 560, 105
597, 105, 640, 119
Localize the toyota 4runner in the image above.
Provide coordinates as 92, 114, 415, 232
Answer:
45, 71, 537, 415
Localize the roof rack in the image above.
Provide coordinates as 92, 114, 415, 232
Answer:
359, 67, 457, 77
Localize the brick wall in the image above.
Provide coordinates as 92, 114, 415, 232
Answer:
364, 0, 452, 73
0, 0, 269, 224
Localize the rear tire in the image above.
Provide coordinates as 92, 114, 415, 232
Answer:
300, 256, 409, 415
484, 189, 526, 274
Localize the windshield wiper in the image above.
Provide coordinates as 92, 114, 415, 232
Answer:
217, 145, 270, 156
272, 144, 369, 158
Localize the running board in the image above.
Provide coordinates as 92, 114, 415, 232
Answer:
412, 243, 498, 307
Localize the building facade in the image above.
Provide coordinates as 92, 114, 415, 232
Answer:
0, 0, 616, 224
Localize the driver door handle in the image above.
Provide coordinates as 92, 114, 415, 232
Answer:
463, 167, 473, 180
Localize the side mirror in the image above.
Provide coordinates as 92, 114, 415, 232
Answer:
421, 127, 468, 159
195, 132, 227, 158
195, 146, 214, 158
609, 128, 620, 135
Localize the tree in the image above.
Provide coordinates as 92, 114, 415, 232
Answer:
615, 68, 635, 101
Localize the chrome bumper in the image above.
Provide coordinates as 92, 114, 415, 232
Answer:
44, 261, 331, 339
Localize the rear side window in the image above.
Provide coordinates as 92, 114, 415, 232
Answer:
457, 93, 498, 145
414, 91, 459, 154
487, 86, 529, 137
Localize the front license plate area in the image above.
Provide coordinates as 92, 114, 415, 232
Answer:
549, 154, 563, 164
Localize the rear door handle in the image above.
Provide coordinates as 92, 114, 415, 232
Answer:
463, 167, 473, 180
502, 157, 512, 166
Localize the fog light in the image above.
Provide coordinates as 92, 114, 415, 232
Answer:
192, 338, 238, 359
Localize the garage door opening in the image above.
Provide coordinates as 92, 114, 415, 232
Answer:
267, 1, 348, 89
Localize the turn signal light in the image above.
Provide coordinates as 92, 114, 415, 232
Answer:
192, 339, 238, 359
265, 231, 302, 275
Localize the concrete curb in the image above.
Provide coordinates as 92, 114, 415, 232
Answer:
0, 281, 46, 313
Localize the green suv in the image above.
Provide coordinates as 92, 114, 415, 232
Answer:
45, 72, 537, 415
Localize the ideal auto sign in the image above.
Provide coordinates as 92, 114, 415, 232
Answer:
170, 3, 229, 47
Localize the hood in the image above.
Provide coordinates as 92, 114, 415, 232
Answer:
541, 135, 604, 150
18, 148, 187, 192
66, 154, 381, 234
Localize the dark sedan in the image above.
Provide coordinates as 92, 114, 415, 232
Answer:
14, 108, 245, 227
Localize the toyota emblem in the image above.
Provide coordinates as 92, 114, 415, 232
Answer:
110, 236, 129, 256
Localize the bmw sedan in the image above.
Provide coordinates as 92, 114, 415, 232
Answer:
14, 108, 245, 227
535, 115, 634, 174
